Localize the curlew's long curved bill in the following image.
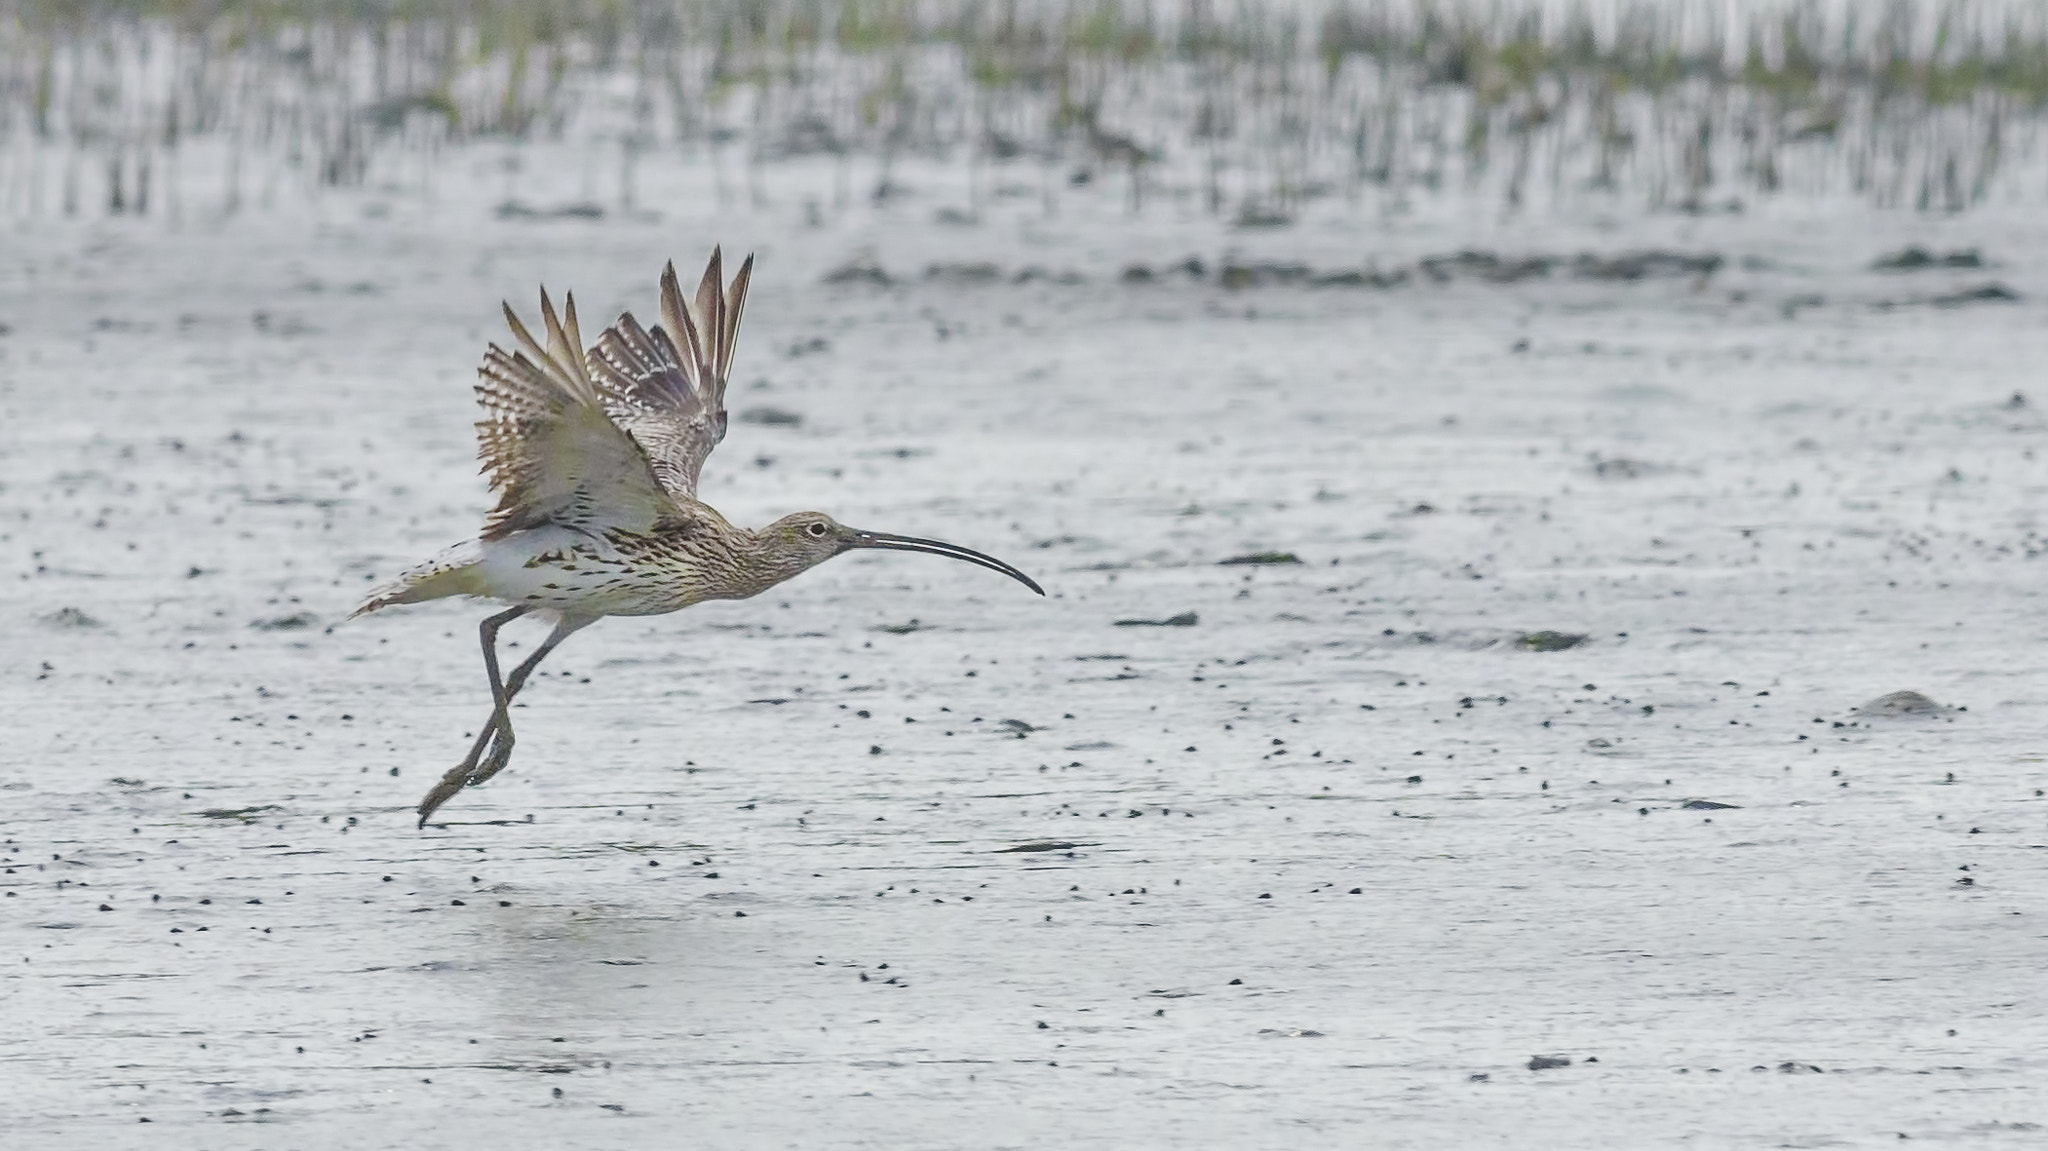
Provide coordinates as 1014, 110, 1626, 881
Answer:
849, 530, 1045, 596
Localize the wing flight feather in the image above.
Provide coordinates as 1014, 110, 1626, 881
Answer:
587, 248, 754, 499
474, 287, 686, 542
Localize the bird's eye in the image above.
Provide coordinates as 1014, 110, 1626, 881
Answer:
807, 522, 828, 537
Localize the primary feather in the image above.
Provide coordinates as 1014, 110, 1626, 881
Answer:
588, 250, 754, 500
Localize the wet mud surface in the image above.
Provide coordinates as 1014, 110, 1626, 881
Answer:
5, 172, 2048, 1146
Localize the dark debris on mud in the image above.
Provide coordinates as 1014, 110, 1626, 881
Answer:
823, 247, 1731, 292
1113, 611, 1198, 627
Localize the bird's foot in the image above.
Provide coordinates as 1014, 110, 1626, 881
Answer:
467, 728, 516, 788
416, 762, 474, 828
417, 724, 520, 828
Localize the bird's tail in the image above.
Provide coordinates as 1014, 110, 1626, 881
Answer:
350, 543, 483, 619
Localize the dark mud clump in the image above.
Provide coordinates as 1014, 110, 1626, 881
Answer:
738, 406, 803, 427
926, 262, 1003, 285
1125, 257, 1213, 282
1853, 690, 1953, 717
823, 253, 892, 286
1589, 455, 1674, 479
1931, 283, 2020, 307
1873, 283, 2020, 309
1872, 246, 1984, 271
1517, 631, 1588, 652
41, 607, 101, 628
1309, 267, 1409, 288
1115, 611, 1198, 627
1420, 251, 1553, 283
1573, 250, 1721, 280
1013, 266, 1086, 285
198, 805, 281, 822
1233, 203, 1293, 229
1401, 248, 1720, 285
1219, 552, 1301, 566
494, 200, 604, 220
250, 612, 318, 631
1221, 261, 1312, 289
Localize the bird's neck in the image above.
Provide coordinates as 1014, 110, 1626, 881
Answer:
706, 526, 817, 601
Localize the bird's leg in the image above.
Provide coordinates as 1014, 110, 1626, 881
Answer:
418, 614, 593, 827
464, 617, 584, 789
417, 606, 529, 827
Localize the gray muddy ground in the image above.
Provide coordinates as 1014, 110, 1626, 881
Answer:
5, 162, 2048, 1147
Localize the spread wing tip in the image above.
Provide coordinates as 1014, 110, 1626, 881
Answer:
487, 248, 756, 507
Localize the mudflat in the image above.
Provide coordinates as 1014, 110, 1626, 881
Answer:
5, 170, 2048, 1147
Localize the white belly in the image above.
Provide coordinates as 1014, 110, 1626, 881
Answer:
472, 528, 689, 616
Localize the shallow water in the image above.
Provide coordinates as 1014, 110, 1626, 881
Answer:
4, 152, 2048, 1146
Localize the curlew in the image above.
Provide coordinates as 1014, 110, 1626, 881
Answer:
353, 249, 1043, 826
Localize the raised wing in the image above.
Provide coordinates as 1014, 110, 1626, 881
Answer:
585, 248, 753, 499
475, 287, 688, 541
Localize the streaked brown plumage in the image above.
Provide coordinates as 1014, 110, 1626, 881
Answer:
354, 249, 1044, 827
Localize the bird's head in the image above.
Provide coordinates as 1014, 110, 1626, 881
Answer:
761, 511, 1044, 595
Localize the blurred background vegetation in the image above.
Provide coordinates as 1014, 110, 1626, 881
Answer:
2, 0, 2046, 221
